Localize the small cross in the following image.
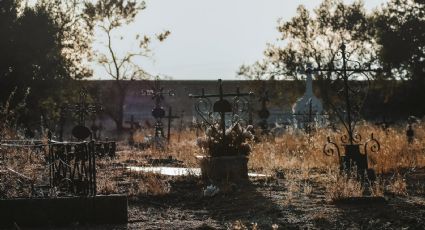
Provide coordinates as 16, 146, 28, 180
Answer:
64, 88, 102, 126
141, 76, 176, 138
141, 76, 175, 113
165, 107, 180, 142
125, 115, 140, 145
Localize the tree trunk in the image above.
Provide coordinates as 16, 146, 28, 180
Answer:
115, 92, 125, 135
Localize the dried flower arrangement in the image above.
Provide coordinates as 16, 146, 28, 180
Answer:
196, 119, 254, 157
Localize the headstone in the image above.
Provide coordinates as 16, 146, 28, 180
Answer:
292, 64, 323, 130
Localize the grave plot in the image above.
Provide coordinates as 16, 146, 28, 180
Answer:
86, 78, 425, 229
88, 123, 425, 229
315, 43, 383, 182
137, 77, 177, 150
1, 73, 425, 229
189, 79, 255, 183
2, 110, 425, 228
60, 88, 117, 158
0, 88, 125, 228
1, 0, 425, 228
0, 138, 127, 228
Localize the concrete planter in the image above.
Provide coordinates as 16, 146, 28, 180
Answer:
198, 155, 249, 183
340, 144, 376, 180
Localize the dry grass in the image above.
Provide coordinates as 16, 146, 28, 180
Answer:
325, 170, 364, 201
1, 121, 424, 200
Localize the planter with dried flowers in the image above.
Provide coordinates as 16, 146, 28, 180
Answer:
196, 121, 254, 183
190, 79, 254, 183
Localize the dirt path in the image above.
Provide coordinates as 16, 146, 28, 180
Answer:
76, 169, 425, 230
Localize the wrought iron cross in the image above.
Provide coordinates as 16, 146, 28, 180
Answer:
64, 88, 102, 126
189, 79, 254, 144
141, 76, 176, 138
314, 43, 380, 144
317, 43, 381, 178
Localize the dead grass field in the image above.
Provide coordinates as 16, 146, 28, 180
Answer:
1, 122, 425, 229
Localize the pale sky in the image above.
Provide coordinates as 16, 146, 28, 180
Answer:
92, 0, 388, 80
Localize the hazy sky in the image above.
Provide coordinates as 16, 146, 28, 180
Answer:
92, 0, 388, 80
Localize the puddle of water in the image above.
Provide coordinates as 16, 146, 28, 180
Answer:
127, 166, 269, 177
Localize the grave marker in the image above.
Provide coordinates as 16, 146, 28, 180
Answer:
316, 43, 381, 179
189, 79, 254, 182
165, 107, 180, 143
189, 79, 254, 146
62, 88, 102, 140
141, 77, 176, 140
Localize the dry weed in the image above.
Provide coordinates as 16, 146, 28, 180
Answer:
1, 121, 424, 199
386, 173, 408, 196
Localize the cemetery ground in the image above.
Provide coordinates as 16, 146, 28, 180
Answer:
2, 123, 425, 229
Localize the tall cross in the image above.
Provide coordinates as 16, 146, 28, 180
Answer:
141, 76, 175, 138
313, 43, 380, 144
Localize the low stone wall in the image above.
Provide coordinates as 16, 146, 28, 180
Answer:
0, 195, 127, 227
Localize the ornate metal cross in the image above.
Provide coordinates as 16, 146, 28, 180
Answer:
62, 88, 102, 140
141, 76, 176, 138
66, 88, 102, 126
316, 43, 381, 178
189, 79, 254, 145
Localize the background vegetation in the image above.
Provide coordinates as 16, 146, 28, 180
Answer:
0, 0, 423, 135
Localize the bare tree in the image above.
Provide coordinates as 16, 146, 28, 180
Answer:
84, 0, 170, 133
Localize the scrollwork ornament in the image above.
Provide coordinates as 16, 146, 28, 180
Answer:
353, 133, 362, 143
340, 134, 349, 144
364, 133, 380, 155
323, 137, 341, 157
194, 97, 212, 124
232, 96, 249, 118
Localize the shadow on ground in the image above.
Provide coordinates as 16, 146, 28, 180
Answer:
128, 177, 285, 229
